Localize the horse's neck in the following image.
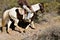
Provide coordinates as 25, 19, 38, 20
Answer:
19, 9, 25, 15
31, 3, 40, 12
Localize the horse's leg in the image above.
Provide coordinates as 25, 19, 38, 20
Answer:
23, 24, 30, 33
14, 19, 24, 33
26, 24, 30, 29
2, 10, 9, 32
23, 21, 35, 33
7, 20, 12, 33
1, 19, 5, 32
30, 21, 35, 29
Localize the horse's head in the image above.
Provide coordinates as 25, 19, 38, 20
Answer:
39, 3, 45, 13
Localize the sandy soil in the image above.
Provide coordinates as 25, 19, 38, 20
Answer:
0, 12, 60, 40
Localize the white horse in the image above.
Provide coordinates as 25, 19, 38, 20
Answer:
2, 3, 44, 33
2, 7, 27, 33
2, 7, 35, 33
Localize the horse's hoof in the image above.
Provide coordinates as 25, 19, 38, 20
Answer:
30, 26, 35, 29
32, 28, 35, 29
18, 31, 21, 33
7, 31, 9, 34
31, 27, 35, 29
0, 27, 3, 32
23, 30, 26, 33
7, 31, 10, 34
7, 30, 11, 34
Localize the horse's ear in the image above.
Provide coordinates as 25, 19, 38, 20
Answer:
39, 3, 45, 13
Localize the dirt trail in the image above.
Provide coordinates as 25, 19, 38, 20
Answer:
0, 12, 60, 40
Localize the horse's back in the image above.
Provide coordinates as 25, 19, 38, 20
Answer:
8, 7, 18, 19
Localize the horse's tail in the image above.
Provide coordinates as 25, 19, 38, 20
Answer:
2, 10, 9, 29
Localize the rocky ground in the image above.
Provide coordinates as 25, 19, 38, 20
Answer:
0, 11, 60, 40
